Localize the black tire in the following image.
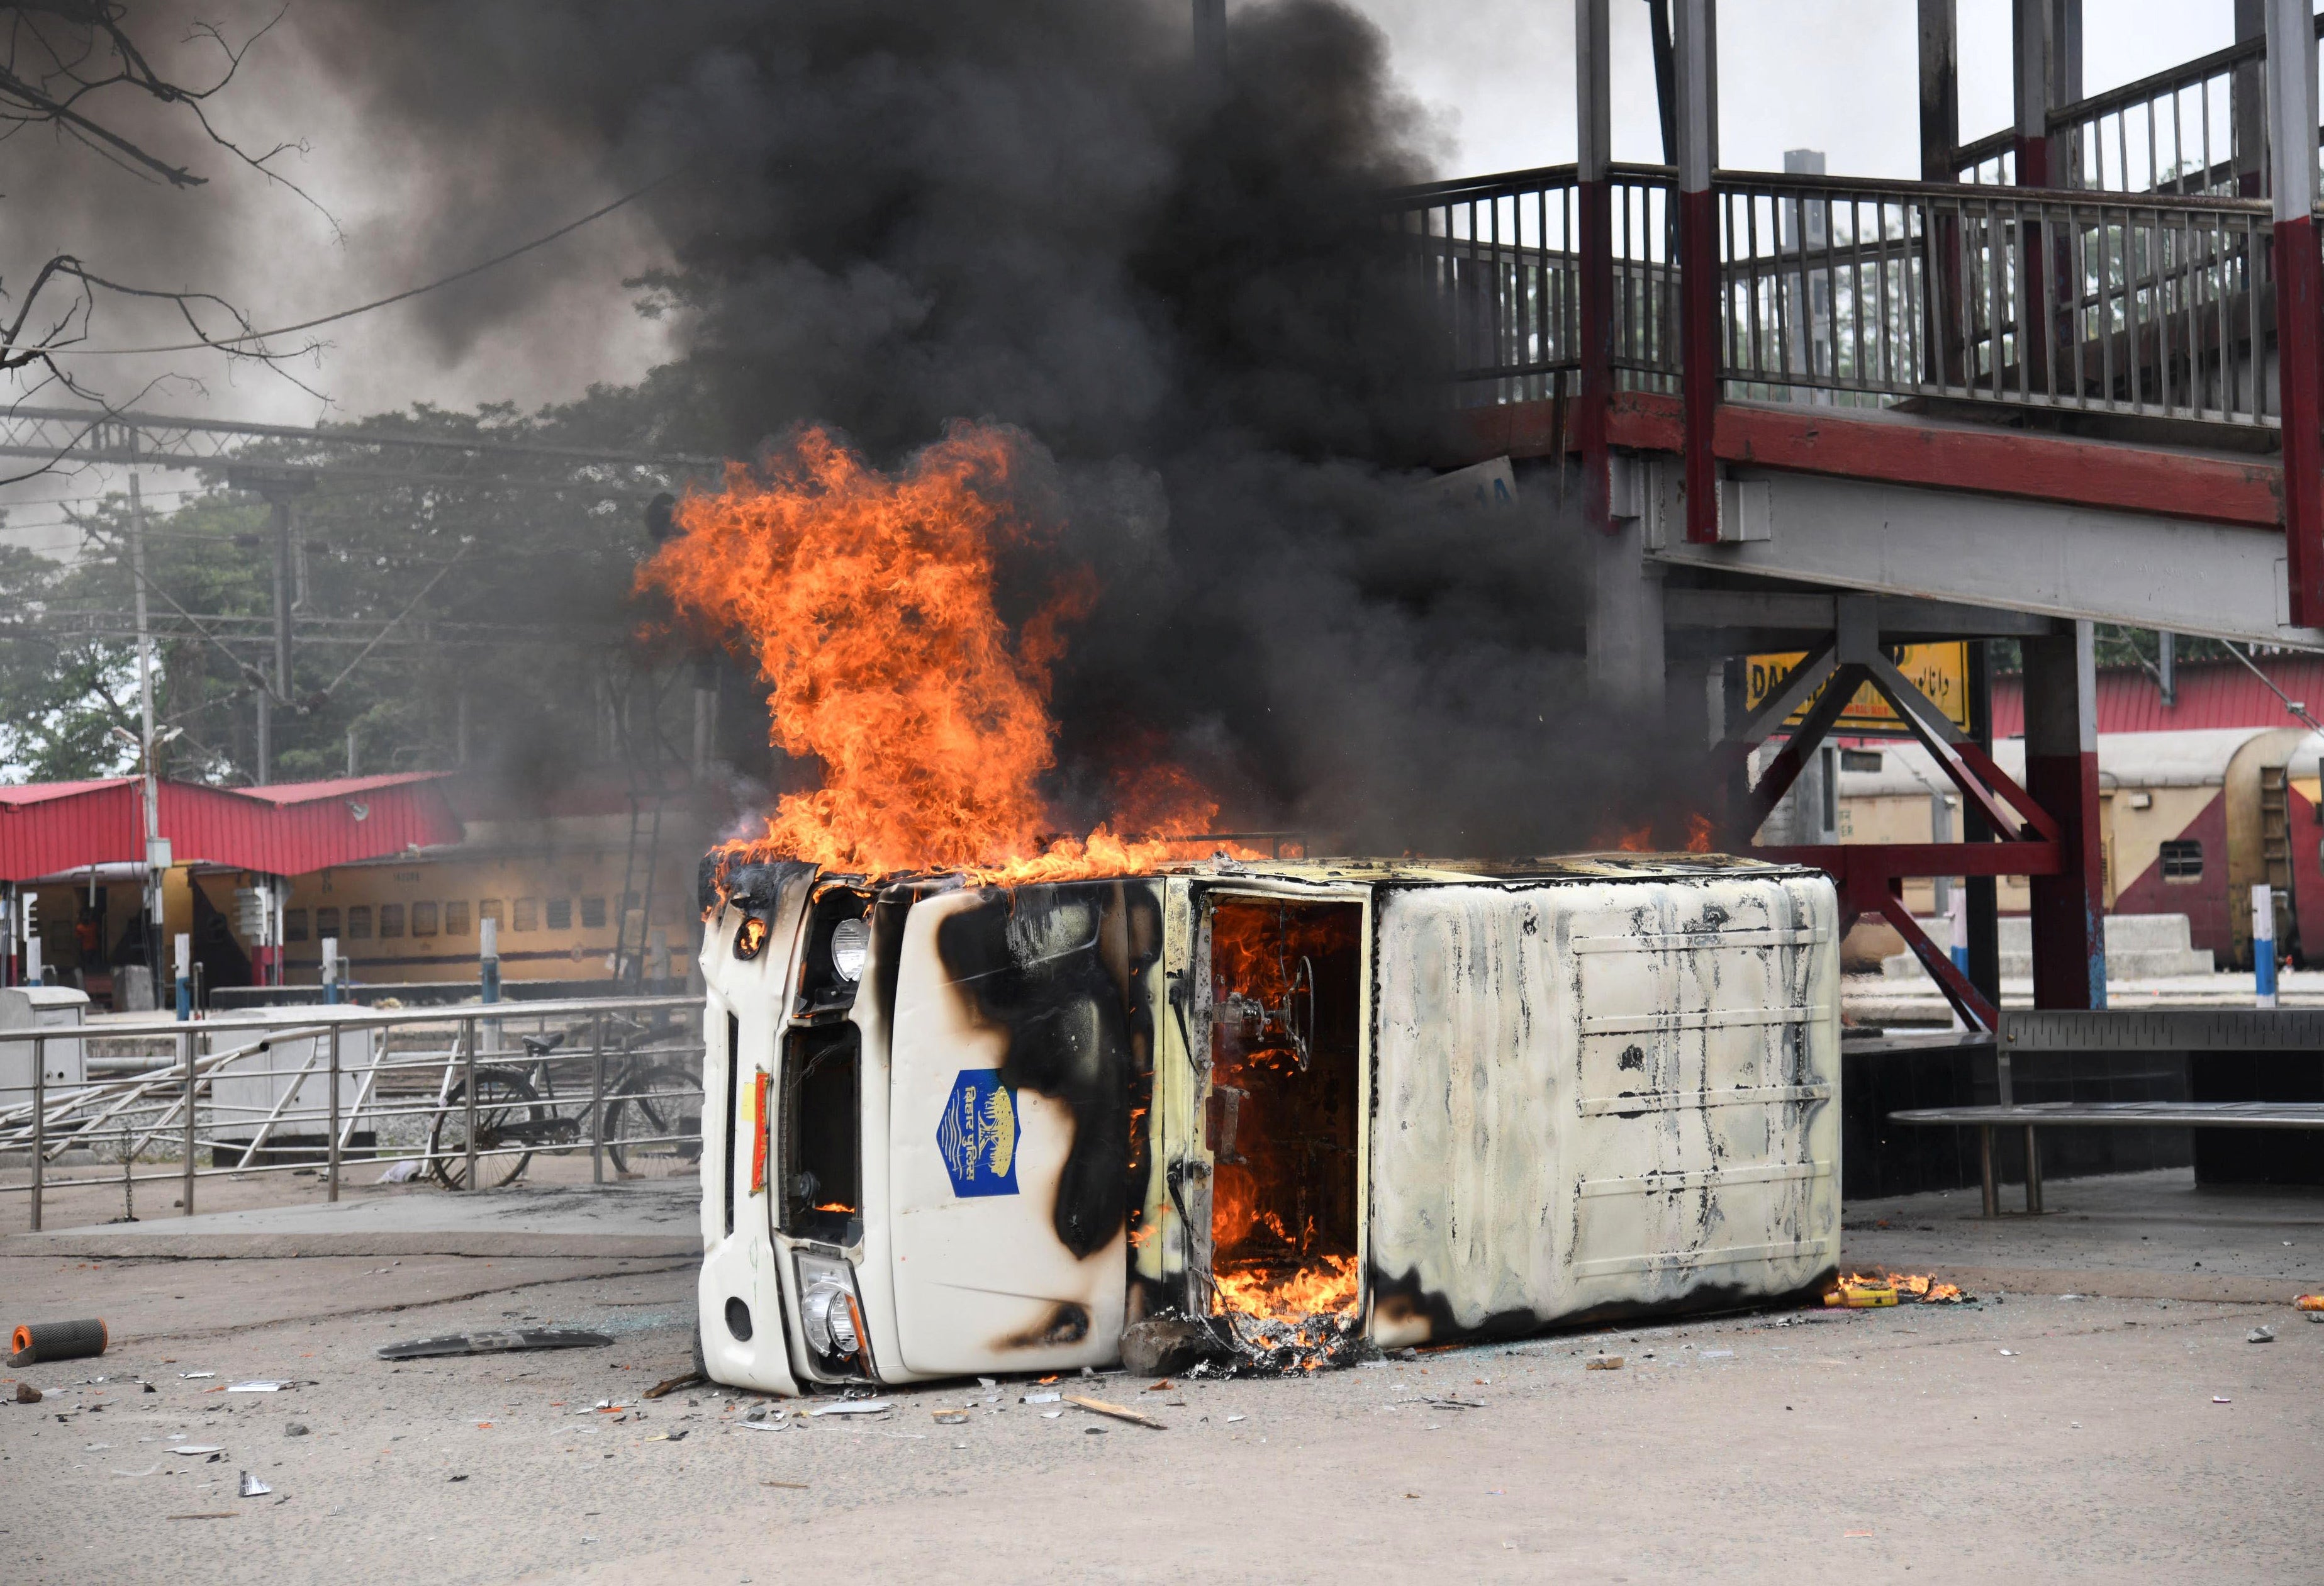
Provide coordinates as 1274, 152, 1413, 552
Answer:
603, 1064, 701, 1179
428, 1066, 545, 1189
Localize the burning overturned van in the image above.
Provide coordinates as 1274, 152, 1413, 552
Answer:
693, 851, 1841, 1392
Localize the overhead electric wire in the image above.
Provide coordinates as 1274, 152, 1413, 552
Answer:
12, 172, 676, 359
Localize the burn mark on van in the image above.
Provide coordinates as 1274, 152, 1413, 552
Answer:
997, 1300, 1092, 1350
936, 880, 1163, 1259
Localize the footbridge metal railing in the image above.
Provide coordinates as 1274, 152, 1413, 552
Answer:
1391, 163, 2284, 432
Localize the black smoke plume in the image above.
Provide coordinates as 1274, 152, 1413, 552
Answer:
302, 0, 1701, 855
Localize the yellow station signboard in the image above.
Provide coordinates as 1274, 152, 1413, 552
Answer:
1745, 642, 1972, 736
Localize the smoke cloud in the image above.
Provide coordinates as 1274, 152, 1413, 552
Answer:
59, 0, 1708, 854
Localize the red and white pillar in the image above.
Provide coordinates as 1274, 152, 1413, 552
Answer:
2269, 0, 2324, 627
1674, 0, 1719, 544
1575, 0, 1612, 538
2023, 622, 2105, 1009
2011, 0, 2052, 186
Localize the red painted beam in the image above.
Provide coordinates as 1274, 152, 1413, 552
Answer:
2276, 211, 2324, 625
1455, 391, 2284, 530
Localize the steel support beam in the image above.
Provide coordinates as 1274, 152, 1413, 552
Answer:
1576, 0, 1614, 539
1640, 461, 2324, 652
2269, 0, 2324, 627
1918, 0, 1958, 181
2011, 0, 2052, 186
2021, 622, 2106, 1010
1675, 0, 1719, 545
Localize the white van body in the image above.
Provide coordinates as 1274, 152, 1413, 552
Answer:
694, 854, 1841, 1393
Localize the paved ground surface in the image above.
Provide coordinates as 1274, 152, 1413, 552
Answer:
4, 1169, 2321, 1584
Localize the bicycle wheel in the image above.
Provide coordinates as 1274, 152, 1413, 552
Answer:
603, 1064, 702, 1179
428, 1067, 545, 1190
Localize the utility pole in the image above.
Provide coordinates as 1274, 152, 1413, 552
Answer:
128, 437, 167, 1010
230, 467, 315, 785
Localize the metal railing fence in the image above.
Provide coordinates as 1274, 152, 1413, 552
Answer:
1956, 20, 2323, 199
1719, 172, 2276, 428
0, 996, 702, 1232
1383, 162, 1680, 407
1392, 159, 2281, 432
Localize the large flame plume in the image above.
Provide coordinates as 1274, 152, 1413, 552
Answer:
640, 423, 1229, 881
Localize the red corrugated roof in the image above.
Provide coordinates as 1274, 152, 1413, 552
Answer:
0, 773, 463, 881
1992, 657, 2324, 737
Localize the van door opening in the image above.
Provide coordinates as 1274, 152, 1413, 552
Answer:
1200, 895, 1363, 1326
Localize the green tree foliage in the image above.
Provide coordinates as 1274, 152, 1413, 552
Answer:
0, 393, 737, 790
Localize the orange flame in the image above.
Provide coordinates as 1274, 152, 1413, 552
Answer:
1685, 812, 1716, 853
1214, 1254, 1360, 1321
639, 423, 1237, 881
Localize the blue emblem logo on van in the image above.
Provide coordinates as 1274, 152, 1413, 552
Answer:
936, 1069, 1019, 1197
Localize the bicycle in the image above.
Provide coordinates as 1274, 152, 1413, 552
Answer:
427, 1019, 702, 1190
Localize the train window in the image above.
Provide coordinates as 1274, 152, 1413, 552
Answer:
285, 908, 309, 942
411, 902, 439, 937
379, 903, 405, 939
346, 906, 373, 939
316, 906, 341, 937
513, 898, 539, 931
581, 896, 608, 929
481, 898, 505, 929
2160, 839, 2203, 883
445, 900, 471, 935
547, 897, 574, 930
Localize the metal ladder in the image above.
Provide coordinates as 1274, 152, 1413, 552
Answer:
2259, 762, 2299, 964
614, 790, 666, 990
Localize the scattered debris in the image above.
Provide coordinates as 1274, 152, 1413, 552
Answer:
1065, 1394, 1166, 1430
170, 1444, 225, 1456
1585, 1356, 1624, 1371
227, 1382, 291, 1393
2294, 1294, 2324, 1313
8, 1317, 108, 1367
1701, 1349, 1735, 1360
642, 1372, 707, 1400
238, 1471, 272, 1498
1021, 1391, 1062, 1404
932, 1410, 969, 1424
807, 1400, 892, 1417
1225, 1414, 1246, 1423
449, 1473, 469, 1482
13, 1383, 40, 1404
737, 1419, 794, 1433
1143, 1379, 1175, 1392
1998, 1349, 2017, 1357
1824, 1271, 1968, 1307
286, 1424, 310, 1438
375, 1329, 612, 1360
644, 1430, 690, 1442
1041, 1410, 1063, 1419
181, 1372, 216, 1380
112, 1465, 162, 1477
1120, 1318, 1210, 1376
2248, 1327, 2276, 1344
1084, 1425, 1107, 1435
2213, 1396, 2232, 1404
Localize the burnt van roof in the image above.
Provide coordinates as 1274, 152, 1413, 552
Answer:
1167, 852, 1811, 886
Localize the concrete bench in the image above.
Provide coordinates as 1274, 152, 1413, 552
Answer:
1887, 1102, 2324, 1215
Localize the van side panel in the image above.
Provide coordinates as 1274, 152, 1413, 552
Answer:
1368, 873, 1840, 1345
